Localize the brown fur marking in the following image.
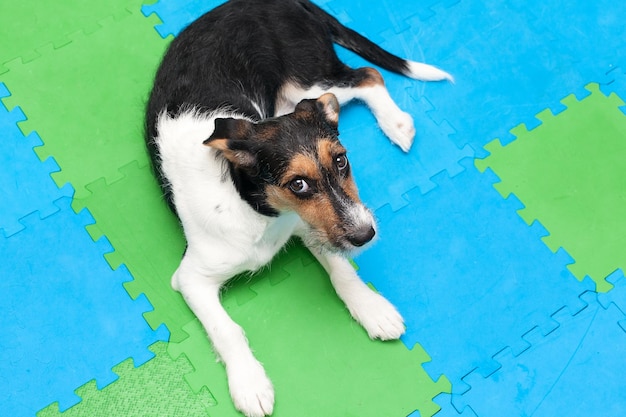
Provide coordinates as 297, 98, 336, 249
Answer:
316, 140, 360, 201
316, 139, 344, 169
267, 143, 364, 246
280, 153, 321, 185
266, 185, 341, 242
204, 137, 229, 151
358, 67, 384, 87
317, 93, 340, 125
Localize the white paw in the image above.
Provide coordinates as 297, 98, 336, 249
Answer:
228, 359, 275, 417
348, 291, 406, 340
379, 110, 415, 152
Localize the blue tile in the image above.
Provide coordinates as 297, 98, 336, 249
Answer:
355, 158, 594, 389
455, 286, 626, 417
0, 83, 73, 236
0, 198, 168, 416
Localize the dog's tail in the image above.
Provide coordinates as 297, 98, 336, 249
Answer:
305, 2, 453, 82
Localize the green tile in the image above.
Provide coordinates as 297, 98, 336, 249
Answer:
169, 254, 451, 417
476, 83, 626, 292
0, 0, 146, 73
74, 161, 191, 342
73, 161, 313, 343
2, 10, 169, 199
37, 342, 216, 417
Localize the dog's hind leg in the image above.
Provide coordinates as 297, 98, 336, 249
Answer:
172, 253, 274, 417
278, 67, 417, 152
346, 67, 417, 152
306, 245, 406, 340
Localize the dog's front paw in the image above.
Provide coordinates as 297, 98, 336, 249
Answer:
379, 110, 415, 152
228, 359, 275, 417
349, 291, 405, 341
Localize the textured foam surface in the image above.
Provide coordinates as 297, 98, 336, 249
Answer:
1, 1, 625, 416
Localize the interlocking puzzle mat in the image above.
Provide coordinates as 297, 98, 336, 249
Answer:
167, 250, 450, 417
0, 0, 147, 74
37, 342, 217, 417
72, 161, 193, 343
0, 197, 168, 415
355, 157, 596, 388
0, 83, 73, 236
1, 0, 625, 416
449, 270, 626, 417
476, 83, 626, 292
1, 9, 168, 201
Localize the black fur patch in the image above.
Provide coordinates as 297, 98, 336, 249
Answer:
145, 0, 411, 215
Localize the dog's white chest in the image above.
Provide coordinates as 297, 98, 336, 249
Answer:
176, 173, 301, 277
156, 111, 303, 278
237, 211, 301, 272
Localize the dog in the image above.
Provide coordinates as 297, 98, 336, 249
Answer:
145, 1, 451, 415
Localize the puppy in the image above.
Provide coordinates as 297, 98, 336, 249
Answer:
145, 1, 451, 416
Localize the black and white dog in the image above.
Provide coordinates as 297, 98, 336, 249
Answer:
145, 1, 451, 415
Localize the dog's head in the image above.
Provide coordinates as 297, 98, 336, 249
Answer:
204, 93, 376, 254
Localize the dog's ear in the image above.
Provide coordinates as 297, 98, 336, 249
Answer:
294, 93, 340, 128
205, 118, 254, 142
315, 93, 340, 127
203, 118, 257, 168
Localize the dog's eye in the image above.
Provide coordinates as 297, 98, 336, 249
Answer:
335, 154, 348, 171
289, 178, 310, 194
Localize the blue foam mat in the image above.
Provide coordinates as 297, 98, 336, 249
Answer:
335, 46, 469, 211
2, 0, 625, 415
0, 83, 73, 236
400, 0, 626, 155
0, 198, 168, 416
355, 158, 595, 389
453, 273, 626, 416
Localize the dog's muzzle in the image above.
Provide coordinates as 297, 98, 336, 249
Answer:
347, 225, 376, 247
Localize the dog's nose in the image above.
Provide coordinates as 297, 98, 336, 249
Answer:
347, 226, 376, 247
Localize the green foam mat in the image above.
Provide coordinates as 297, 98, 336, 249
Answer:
36, 342, 216, 417
1, 10, 169, 200
73, 161, 192, 342
476, 83, 626, 292
0, 0, 146, 73
168, 253, 450, 417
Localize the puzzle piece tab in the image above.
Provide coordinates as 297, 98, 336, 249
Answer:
600, 66, 626, 113
453, 287, 626, 417
169, 245, 451, 417
354, 158, 594, 391
476, 84, 626, 292
0, 83, 73, 236
36, 342, 214, 417
142, 0, 226, 38
1, 10, 168, 200
598, 270, 626, 328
